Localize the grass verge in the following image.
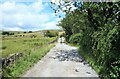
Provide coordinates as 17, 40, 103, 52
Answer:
78, 46, 100, 76
68, 43, 100, 76
2, 44, 55, 77
68, 43, 117, 78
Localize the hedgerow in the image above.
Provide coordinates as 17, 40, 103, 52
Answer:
57, 2, 120, 79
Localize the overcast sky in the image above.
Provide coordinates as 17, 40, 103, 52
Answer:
0, 0, 65, 31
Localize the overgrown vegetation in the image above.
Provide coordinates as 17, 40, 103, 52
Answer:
2, 31, 14, 35
2, 32, 56, 77
2, 32, 55, 57
69, 33, 82, 45
44, 30, 58, 37
2, 44, 55, 77
55, 1, 120, 79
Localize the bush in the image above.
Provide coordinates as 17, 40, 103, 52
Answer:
44, 30, 58, 37
80, 26, 120, 78
2, 46, 7, 49
69, 33, 82, 44
28, 31, 32, 33
2, 32, 9, 35
80, 27, 95, 54
2, 32, 14, 35
24, 32, 26, 33
92, 27, 120, 78
9, 33, 14, 35
58, 2, 119, 79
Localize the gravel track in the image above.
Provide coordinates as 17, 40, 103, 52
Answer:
23, 38, 99, 77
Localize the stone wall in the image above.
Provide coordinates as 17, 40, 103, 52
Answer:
2, 53, 23, 68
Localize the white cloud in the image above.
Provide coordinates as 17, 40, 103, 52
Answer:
0, 1, 44, 14
0, 0, 63, 31
5, 13, 50, 26
31, 0, 44, 13
0, 2, 16, 12
45, 21, 60, 30
2, 26, 23, 31
17, 22, 23, 26
55, 17, 62, 22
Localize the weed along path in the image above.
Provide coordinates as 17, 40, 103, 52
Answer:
23, 38, 99, 77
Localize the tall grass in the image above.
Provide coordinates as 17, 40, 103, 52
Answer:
2, 33, 56, 77
78, 46, 100, 75
2, 36, 55, 58
2, 44, 55, 77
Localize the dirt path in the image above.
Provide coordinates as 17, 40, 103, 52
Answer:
23, 38, 99, 77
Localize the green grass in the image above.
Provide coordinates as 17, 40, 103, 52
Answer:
1, 33, 56, 77
2, 34, 55, 58
78, 46, 100, 75
67, 43, 79, 47
67, 43, 101, 74
2, 44, 55, 77
68, 43, 101, 74
67, 42, 100, 76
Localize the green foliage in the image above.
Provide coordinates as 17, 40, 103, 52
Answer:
69, 33, 82, 44
91, 26, 120, 78
2, 46, 7, 49
2, 44, 55, 77
2, 31, 15, 36
2, 35, 55, 58
57, 2, 120, 79
9, 33, 14, 35
2, 33, 56, 77
28, 31, 32, 33
2, 32, 9, 35
80, 27, 94, 54
24, 32, 26, 33
44, 30, 58, 37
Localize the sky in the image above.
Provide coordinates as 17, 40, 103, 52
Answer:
0, 0, 65, 31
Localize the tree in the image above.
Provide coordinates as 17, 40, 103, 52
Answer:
9, 33, 14, 35
28, 31, 32, 33
2, 32, 9, 35
24, 32, 26, 33
44, 30, 58, 37
51, 1, 120, 78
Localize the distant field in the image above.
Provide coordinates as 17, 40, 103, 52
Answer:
2, 32, 55, 58
1, 31, 57, 77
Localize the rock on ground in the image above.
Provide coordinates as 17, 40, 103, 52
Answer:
23, 40, 99, 77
